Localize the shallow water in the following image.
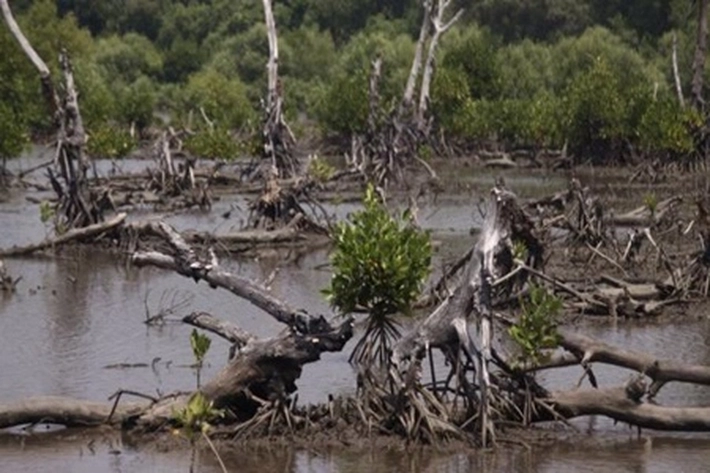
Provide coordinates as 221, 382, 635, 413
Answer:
2, 151, 710, 472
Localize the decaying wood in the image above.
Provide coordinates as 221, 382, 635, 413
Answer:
0, 396, 147, 429
544, 379, 710, 431
246, 176, 329, 234
416, 0, 463, 131
610, 196, 681, 227
130, 219, 352, 419
691, 0, 709, 111
0, 259, 20, 292
2, 0, 98, 229
672, 32, 685, 108
557, 332, 710, 397
258, 0, 298, 179
0, 213, 127, 258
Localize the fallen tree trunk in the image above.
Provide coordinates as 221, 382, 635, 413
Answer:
545, 380, 710, 431
0, 396, 147, 429
558, 332, 710, 397
610, 196, 681, 227
0, 213, 127, 257
129, 219, 353, 425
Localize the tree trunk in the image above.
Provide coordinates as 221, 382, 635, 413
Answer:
544, 380, 710, 431
416, 0, 463, 131
2, 1, 98, 229
672, 31, 685, 108
691, 0, 709, 111
260, 0, 298, 179
0, 0, 58, 120
401, 0, 432, 114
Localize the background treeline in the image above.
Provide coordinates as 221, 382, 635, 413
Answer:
0, 0, 705, 163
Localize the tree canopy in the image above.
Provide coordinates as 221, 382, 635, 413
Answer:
1, 0, 707, 163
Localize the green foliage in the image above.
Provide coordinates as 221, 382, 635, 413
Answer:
470, 0, 592, 42
190, 329, 212, 365
643, 193, 658, 215
184, 127, 241, 160
87, 125, 137, 159
637, 95, 701, 157
73, 59, 117, 128
172, 392, 224, 436
183, 69, 255, 130
440, 26, 501, 100
0, 0, 703, 167
118, 75, 157, 131
39, 200, 55, 224
315, 71, 369, 135
189, 329, 212, 389
325, 184, 432, 318
93, 33, 163, 84
508, 285, 562, 366
307, 155, 336, 182
0, 101, 28, 160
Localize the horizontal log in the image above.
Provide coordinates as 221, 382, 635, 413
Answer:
0, 212, 127, 257
547, 383, 710, 431
0, 396, 146, 429
559, 332, 710, 396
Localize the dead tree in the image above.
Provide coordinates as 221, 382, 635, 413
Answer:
0, 219, 352, 431
672, 31, 685, 108
348, 0, 460, 189
1, 0, 100, 229
259, 0, 299, 180
388, 187, 542, 446
691, 0, 709, 112
415, 0, 463, 133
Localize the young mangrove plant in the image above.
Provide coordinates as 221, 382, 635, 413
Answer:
172, 392, 227, 473
324, 184, 432, 368
189, 329, 211, 389
508, 284, 562, 366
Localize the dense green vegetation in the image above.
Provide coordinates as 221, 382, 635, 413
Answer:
0, 0, 707, 163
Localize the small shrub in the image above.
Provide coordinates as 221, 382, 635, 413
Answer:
184, 127, 241, 160
171, 392, 223, 437
508, 285, 562, 366
307, 155, 335, 182
325, 184, 432, 365
87, 125, 136, 159
325, 184, 432, 318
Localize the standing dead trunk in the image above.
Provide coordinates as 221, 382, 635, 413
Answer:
416, 0, 463, 132
401, 0, 432, 115
260, 0, 298, 180
0, 0, 58, 121
691, 0, 709, 111
672, 31, 685, 108
2, 1, 98, 229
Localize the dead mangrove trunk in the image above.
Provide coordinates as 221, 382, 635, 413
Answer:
692, 0, 709, 111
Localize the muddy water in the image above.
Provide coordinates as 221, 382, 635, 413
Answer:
2, 152, 710, 472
